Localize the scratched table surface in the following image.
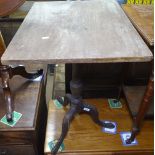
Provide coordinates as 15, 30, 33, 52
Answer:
122, 4, 154, 46
2, 0, 153, 66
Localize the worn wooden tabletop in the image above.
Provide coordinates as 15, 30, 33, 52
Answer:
2, 0, 153, 66
122, 4, 154, 46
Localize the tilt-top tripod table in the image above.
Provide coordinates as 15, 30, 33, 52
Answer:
1, 0, 153, 154
0, 65, 43, 121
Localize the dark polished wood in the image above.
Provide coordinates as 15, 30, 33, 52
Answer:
0, 65, 43, 121
0, 74, 47, 155
44, 98, 153, 155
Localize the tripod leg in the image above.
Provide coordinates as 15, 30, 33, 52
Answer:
52, 105, 79, 155
83, 103, 115, 129
56, 94, 72, 106
126, 119, 139, 144
126, 70, 154, 144
1, 67, 13, 122
3, 88, 13, 122
116, 63, 128, 102
11, 66, 43, 79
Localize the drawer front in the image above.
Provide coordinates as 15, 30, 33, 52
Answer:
0, 131, 34, 144
0, 145, 35, 155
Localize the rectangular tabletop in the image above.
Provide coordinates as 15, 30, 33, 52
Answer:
122, 4, 154, 46
2, 0, 153, 66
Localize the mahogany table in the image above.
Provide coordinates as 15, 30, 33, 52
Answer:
0, 31, 43, 122
1, 0, 153, 154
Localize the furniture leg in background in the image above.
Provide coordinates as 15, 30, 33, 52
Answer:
122, 4, 154, 144
126, 67, 154, 144
0, 32, 43, 122
0, 65, 43, 121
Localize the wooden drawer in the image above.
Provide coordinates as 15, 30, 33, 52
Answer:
0, 131, 35, 145
0, 145, 35, 155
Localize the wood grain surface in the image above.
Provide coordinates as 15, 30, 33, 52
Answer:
0, 75, 43, 130
44, 98, 153, 155
0, 74, 47, 155
2, 0, 153, 66
122, 4, 154, 46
